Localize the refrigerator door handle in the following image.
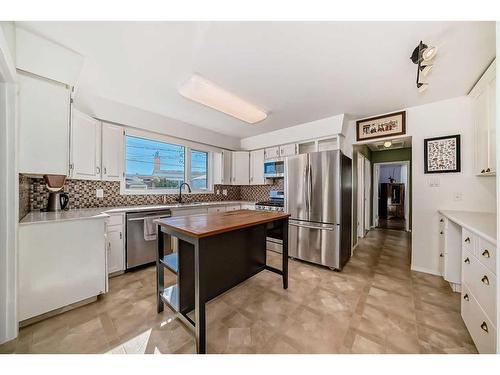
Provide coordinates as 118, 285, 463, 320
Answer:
289, 221, 335, 231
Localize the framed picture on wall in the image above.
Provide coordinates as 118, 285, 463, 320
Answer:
424, 134, 461, 173
356, 111, 406, 141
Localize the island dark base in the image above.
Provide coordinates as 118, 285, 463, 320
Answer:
156, 218, 289, 354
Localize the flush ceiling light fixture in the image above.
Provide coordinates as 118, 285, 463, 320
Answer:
410, 41, 437, 92
383, 141, 392, 148
179, 74, 267, 124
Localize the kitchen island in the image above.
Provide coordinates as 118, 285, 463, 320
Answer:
155, 209, 290, 354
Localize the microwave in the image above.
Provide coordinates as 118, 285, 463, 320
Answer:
264, 160, 284, 178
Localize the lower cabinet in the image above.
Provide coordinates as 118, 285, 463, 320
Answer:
106, 214, 125, 275
208, 206, 226, 214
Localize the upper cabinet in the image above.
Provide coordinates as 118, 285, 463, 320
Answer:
18, 72, 71, 175
470, 59, 496, 176
101, 122, 124, 181
250, 149, 266, 185
231, 151, 250, 185
264, 144, 298, 160
70, 108, 102, 180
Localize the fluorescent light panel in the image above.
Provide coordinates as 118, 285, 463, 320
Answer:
179, 74, 267, 124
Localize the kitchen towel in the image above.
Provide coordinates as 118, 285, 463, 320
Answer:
143, 217, 157, 241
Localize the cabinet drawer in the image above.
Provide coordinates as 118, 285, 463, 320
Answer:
475, 237, 496, 273
207, 206, 226, 214
461, 284, 496, 354
461, 228, 474, 254
106, 214, 123, 227
225, 204, 241, 211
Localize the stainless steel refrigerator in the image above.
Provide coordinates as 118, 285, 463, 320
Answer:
285, 150, 352, 270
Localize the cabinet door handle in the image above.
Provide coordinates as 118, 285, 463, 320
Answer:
96, 166, 101, 174
481, 249, 490, 258
481, 275, 489, 285
104, 167, 107, 175
463, 257, 470, 264
480, 322, 488, 333
107, 242, 111, 251
481, 169, 485, 174
439, 253, 444, 257
463, 293, 469, 301
439, 219, 444, 222
486, 168, 491, 173
440, 231, 443, 235
120, 232, 122, 239
464, 237, 470, 243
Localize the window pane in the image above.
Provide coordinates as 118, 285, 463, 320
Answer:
190, 150, 208, 190
125, 135, 185, 190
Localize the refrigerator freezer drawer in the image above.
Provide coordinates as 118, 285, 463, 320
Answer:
289, 221, 339, 269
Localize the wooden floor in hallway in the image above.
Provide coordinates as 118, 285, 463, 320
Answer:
0, 229, 477, 354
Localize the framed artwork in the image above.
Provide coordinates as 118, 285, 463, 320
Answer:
424, 134, 461, 173
356, 111, 406, 141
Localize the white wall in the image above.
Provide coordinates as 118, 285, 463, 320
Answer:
409, 96, 495, 274
240, 114, 344, 150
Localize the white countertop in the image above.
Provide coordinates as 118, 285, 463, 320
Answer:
20, 201, 257, 225
438, 210, 497, 245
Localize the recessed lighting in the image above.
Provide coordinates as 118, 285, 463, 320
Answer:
383, 141, 392, 148
179, 74, 267, 124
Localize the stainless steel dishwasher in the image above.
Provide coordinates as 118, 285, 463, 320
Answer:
126, 209, 172, 269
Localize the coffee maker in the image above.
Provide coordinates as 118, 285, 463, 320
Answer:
43, 174, 69, 212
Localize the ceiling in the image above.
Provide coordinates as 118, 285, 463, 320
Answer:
18, 21, 495, 139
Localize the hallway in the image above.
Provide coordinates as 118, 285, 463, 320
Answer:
0, 229, 476, 354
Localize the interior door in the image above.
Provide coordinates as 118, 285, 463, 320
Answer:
289, 219, 340, 269
101, 122, 123, 181
71, 108, 101, 180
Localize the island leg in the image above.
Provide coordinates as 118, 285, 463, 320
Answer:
282, 219, 289, 290
156, 225, 164, 313
194, 238, 207, 354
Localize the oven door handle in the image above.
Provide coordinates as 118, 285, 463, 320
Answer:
127, 215, 171, 222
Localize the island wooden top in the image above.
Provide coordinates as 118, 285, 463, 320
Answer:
155, 209, 290, 238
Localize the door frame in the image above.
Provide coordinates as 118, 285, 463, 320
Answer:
364, 157, 371, 231
357, 153, 366, 238
372, 160, 411, 231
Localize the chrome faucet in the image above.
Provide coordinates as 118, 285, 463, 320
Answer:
177, 182, 192, 203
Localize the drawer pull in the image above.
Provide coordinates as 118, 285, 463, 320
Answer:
439, 219, 444, 222
480, 322, 488, 333
464, 237, 471, 243
463, 294, 469, 301
481, 249, 490, 258
481, 275, 489, 285
486, 168, 491, 173
439, 253, 444, 257
440, 231, 443, 235
463, 257, 470, 264
481, 169, 485, 173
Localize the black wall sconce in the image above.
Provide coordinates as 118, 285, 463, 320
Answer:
410, 41, 437, 92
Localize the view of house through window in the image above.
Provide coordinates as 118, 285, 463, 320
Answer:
125, 135, 185, 190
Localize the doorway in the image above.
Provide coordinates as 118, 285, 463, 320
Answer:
373, 161, 410, 231
357, 153, 371, 239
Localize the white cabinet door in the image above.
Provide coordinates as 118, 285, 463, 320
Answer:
279, 143, 298, 157
231, 151, 250, 185
102, 122, 124, 181
70, 108, 101, 180
107, 225, 124, 274
225, 204, 241, 211
18, 72, 71, 175
222, 150, 232, 185
250, 149, 265, 185
264, 146, 280, 160
208, 206, 226, 214
473, 89, 490, 174
487, 76, 496, 174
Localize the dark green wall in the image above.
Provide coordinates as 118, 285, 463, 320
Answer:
370, 147, 412, 229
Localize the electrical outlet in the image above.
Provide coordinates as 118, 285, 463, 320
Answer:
222, 189, 228, 196
428, 177, 440, 187
453, 192, 463, 201
216, 189, 220, 195
96, 189, 104, 198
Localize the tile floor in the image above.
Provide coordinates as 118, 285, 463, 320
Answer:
0, 229, 477, 354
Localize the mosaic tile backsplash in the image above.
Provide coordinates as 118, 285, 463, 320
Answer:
20, 175, 284, 216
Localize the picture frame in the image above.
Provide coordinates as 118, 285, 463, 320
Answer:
356, 111, 406, 141
424, 134, 461, 174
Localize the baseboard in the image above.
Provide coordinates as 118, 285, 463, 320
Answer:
410, 265, 441, 276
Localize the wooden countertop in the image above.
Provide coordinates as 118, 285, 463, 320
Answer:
155, 209, 290, 238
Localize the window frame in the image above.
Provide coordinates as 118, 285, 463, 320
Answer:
120, 129, 215, 195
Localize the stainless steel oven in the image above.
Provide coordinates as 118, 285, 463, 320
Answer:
264, 160, 284, 178
255, 190, 285, 253
126, 209, 172, 269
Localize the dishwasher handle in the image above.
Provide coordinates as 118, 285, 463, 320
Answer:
127, 215, 171, 222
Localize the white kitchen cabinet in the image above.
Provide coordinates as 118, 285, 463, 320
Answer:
470, 59, 496, 176
18, 72, 71, 175
214, 150, 233, 185
208, 206, 226, 214
106, 224, 125, 275
231, 151, 250, 185
264, 146, 280, 160
250, 149, 266, 185
18, 218, 107, 322
241, 204, 256, 210
70, 108, 102, 180
279, 143, 298, 157
101, 122, 124, 181
225, 204, 241, 211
